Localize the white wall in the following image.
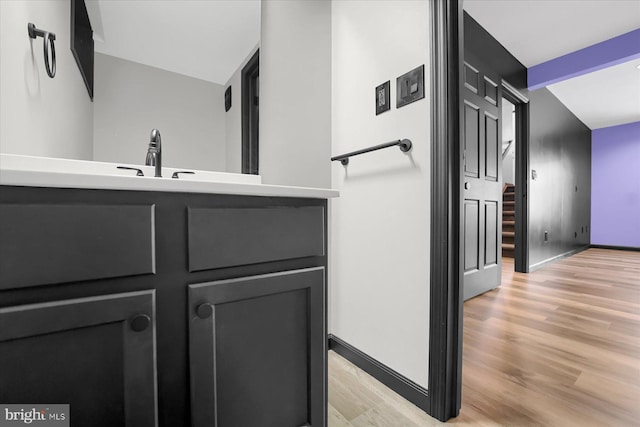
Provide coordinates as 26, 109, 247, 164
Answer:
503, 145, 516, 185
225, 45, 259, 174
260, 0, 332, 188
0, 0, 93, 159
330, 0, 431, 388
93, 53, 226, 172
502, 98, 516, 184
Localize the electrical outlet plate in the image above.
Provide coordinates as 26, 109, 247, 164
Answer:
376, 81, 391, 115
396, 65, 425, 108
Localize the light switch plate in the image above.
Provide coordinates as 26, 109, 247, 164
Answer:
396, 65, 425, 108
376, 81, 391, 115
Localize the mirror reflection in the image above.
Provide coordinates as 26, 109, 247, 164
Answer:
88, 0, 260, 173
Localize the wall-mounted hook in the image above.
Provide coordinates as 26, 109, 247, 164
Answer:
28, 23, 56, 78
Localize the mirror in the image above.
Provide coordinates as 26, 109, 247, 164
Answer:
86, 0, 260, 173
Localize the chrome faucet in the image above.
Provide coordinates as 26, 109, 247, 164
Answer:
145, 129, 162, 177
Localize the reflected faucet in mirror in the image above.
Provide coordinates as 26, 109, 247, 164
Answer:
145, 129, 162, 177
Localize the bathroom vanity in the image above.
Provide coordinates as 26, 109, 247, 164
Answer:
0, 155, 337, 427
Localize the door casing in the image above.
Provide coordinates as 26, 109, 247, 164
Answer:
242, 49, 260, 175
502, 81, 530, 273
428, 0, 464, 421
427, 0, 532, 422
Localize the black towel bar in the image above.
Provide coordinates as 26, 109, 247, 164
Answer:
331, 139, 412, 166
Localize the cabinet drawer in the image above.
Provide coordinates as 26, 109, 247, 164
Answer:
188, 206, 324, 271
0, 204, 156, 290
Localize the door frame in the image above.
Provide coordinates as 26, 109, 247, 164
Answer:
428, 0, 532, 421
501, 81, 530, 273
428, 0, 464, 421
241, 49, 260, 175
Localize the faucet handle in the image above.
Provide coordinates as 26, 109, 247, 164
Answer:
171, 171, 195, 179
117, 166, 144, 176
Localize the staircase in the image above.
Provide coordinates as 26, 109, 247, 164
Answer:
502, 183, 515, 258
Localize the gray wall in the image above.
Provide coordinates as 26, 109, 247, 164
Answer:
259, 0, 332, 188
528, 88, 591, 267
93, 53, 227, 172
0, 0, 93, 159
502, 99, 516, 185
464, 12, 592, 270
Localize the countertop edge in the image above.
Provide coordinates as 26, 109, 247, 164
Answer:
0, 170, 339, 199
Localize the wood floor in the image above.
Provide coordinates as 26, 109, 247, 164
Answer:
328, 248, 640, 426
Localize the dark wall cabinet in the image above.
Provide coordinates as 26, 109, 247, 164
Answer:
0, 186, 328, 427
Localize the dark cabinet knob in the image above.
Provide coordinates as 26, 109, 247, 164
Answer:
130, 314, 151, 332
196, 303, 213, 319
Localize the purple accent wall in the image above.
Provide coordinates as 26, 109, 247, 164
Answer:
591, 122, 640, 248
528, 29, 640, 90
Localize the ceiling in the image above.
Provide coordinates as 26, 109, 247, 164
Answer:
86, 0, 261, 85
463, 0, 640, 130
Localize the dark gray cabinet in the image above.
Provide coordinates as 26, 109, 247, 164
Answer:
0, 186, 328, 427
0, 290, 157, 427
189, 267, 325, 427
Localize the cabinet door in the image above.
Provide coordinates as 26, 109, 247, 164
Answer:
0, 290, 158, 427
189, 267, 326, 427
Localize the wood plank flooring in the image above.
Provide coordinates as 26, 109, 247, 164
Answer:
328, 248, 640, 426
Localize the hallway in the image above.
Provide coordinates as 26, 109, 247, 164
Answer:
328, 249, 640, 426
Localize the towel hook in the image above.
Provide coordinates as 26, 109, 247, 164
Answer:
28, 23, 56, 78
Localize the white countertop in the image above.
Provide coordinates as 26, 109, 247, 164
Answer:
0, 154, 339, 199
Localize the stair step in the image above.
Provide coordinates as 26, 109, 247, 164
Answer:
502, 247, 514, 258
502, 185, 516, 243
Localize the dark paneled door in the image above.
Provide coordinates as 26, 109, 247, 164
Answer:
462, 59, 502, 300
188, 267, 325, 427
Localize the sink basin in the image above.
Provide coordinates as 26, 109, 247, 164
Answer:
0, 154, 261, 185
0, 153, 338, 199
117, 164, 262, 184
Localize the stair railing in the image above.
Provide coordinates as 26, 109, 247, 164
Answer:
502, 140, 513, 160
